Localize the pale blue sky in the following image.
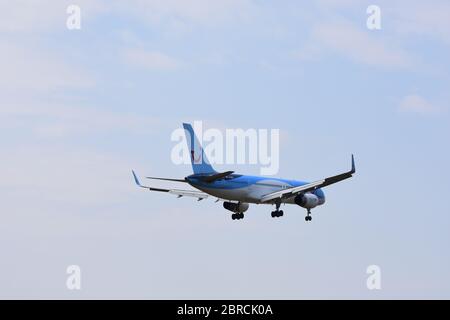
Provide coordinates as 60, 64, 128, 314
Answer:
1, 0, 449, 298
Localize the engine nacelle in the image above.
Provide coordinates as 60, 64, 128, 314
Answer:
294, 193, 319, 209
223, 202, 249, 213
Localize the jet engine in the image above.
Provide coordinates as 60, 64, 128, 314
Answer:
294, 193, 319, 209
223, 202, 249, 213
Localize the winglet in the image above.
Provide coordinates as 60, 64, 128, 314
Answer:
132, 170, 142, 187
350, 154, 356, 174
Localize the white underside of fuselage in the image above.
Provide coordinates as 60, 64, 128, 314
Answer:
192, 179, 298, 204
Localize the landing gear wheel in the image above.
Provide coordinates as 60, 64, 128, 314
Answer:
232, 213, 244, 220
271, 210, 284, 218
271, 200, 283, 218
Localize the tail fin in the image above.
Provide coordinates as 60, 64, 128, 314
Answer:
183, 123, 216, 174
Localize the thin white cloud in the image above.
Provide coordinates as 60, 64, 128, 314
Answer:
399, 94, 441, 114
112, 0, 255, 28
123, 48, 183, 71
0, 146, 135, 206
315, 0, 361, 9
0, 0, 106, 33
0, 42, 95, 92
0, 102, 161, 138
303, 21, 414, 69
291, 1, 450, 71
0, 2, 100, 94
0, 1, 65, 32
389, 1, 450, 45
313, 0, 450, 46
0, 0, 255, 35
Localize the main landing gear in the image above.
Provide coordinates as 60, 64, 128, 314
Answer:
271, 201, 284, 218
271, 210, 283, 218
305, 209, 312, 222
232, 213, 244, 220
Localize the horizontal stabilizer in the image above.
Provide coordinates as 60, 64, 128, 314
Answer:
132, 170, 208, 200
146, 176, 187, 183
199, 171, 234, 183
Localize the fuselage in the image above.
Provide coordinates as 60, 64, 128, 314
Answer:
186, 173, 326, 205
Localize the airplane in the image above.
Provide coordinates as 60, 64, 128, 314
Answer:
132, 123, 355, 222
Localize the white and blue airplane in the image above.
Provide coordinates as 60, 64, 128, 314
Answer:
132, 123, 355, 222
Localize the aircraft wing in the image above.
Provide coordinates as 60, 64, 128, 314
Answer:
260, 155, 356, 203
132, 171, 208, 201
